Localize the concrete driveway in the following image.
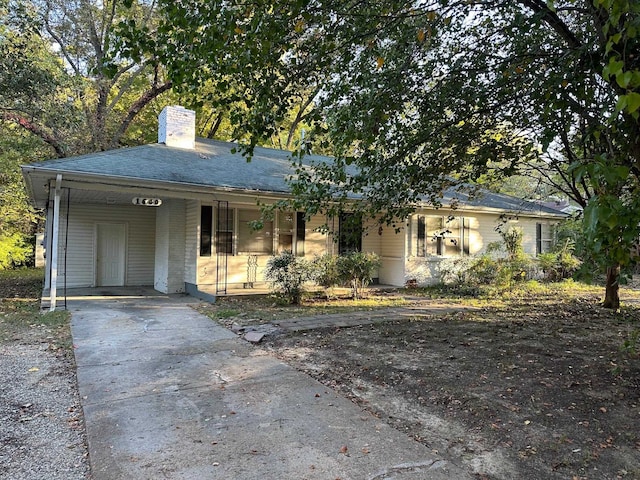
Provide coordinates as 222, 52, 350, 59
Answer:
70, 293, 471, 480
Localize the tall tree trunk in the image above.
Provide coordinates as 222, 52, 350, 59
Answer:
602, 264, 620, 310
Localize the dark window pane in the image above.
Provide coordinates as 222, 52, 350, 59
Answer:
338, 212, 362, 254
200, 205, 212, 257
296, 212, 306, 256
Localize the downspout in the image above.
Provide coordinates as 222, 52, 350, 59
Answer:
49, 174, 62, 312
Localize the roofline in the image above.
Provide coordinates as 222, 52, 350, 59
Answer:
21, 165, 292, 197
22, 164, 568, 219
415, 202, 567, 219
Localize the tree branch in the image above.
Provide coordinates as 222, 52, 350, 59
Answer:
2, 111, 65, 158
109, 81, 173, 148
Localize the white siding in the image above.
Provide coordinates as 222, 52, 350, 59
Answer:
305, 214, 331, 257
379, 226, 406, 286
53, 202, 155, 288
362, 218, 381, 253
184, 200, 198, 284
473, 213, 504, 253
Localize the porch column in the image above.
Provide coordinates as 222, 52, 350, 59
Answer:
49, 174, 62, 311
154, 199, 186, 293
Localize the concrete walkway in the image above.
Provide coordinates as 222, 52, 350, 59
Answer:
70, 294, 472, 480
273, 302, 477, 332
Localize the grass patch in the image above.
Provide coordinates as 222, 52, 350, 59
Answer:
196, 278, 640, 329
409, 278, 619, 306
0, 268, 45, 299
195, 292, 409, 326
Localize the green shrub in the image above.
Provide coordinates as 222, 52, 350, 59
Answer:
537, 238, 582, 281
312, 253, 340, 297
502, 227, 524, 258
437, 225, 535, 291
336, 252, 381, 299
439, 256, 476, 285
264, 251, 314, 304
467, 254, 500, 285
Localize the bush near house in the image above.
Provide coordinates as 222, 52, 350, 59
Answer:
336, 252, 381, 300
537, 238, 582, 281
312, 253, 340, 296
264, 251, 314, 304
439, 226, 582, 291
267, 251, 381, 302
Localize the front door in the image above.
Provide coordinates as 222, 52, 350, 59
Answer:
96, 223, 126, 286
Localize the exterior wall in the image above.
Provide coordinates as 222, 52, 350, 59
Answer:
404, 210, 546, 286
48, 184, 562, 293
52, 201, 156, 288
184, 200, 199, 285
154, 199, 186, 293
305, 214, 330, 257
361, 219, 382, 281
194, 209, 335, 291
377, 223, 406, 286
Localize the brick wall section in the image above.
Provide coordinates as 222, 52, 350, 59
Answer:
158, 106, 196, 149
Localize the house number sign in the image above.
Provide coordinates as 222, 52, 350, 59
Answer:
132, 197, 162, 206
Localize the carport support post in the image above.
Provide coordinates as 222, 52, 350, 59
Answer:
49, 174, 62, 312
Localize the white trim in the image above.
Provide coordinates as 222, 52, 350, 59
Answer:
49, 174, 62, 311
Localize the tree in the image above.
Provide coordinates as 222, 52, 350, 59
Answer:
148, 0, 639, 308
0, 124, 49, 268
0, 0, 173, 157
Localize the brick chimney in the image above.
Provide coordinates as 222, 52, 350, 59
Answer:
158, 106, 196, 149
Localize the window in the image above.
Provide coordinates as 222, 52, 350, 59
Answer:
200, 205, 212, 257
536, 223, 554, 254
277, 211, 294, 252
215, 206, 234, 254
238, 209, 273, 254
416, 215, 467, 257
296, 212, 306, 256
338, 212, 362, 254
444, 217, 462, 255
427, 216, 444, 255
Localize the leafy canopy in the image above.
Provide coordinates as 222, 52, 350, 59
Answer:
145, 1, 640, 295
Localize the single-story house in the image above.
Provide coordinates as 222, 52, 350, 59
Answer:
21, 106, 565, 309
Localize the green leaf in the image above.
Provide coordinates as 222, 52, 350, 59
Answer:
624, 92, 640, 114
608, 57, 624, 76
616, 70, 633, 89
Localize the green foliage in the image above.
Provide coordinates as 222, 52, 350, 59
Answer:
578, 158, 640, 277
467, 255, 501, 285
335, 252, 381, 300
440, 226, 536, 291
312, 253, 340, 292
537, 239, 582, 281
264, 250, 314, 304
153, 0, 640, 308
0, 232, 31, 269
439, 256, 477, 286
499, 226, 525, 260
0, 126, 42, 268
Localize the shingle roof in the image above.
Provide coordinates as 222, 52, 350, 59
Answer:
441, 187, 565, 216
26, 139, 302, 193
24, 138, 565, 216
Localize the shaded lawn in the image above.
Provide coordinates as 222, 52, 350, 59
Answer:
260, 283, 640, 480
194, 290, 409, 326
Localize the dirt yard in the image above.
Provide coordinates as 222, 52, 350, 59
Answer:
249, 287, 640, 480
